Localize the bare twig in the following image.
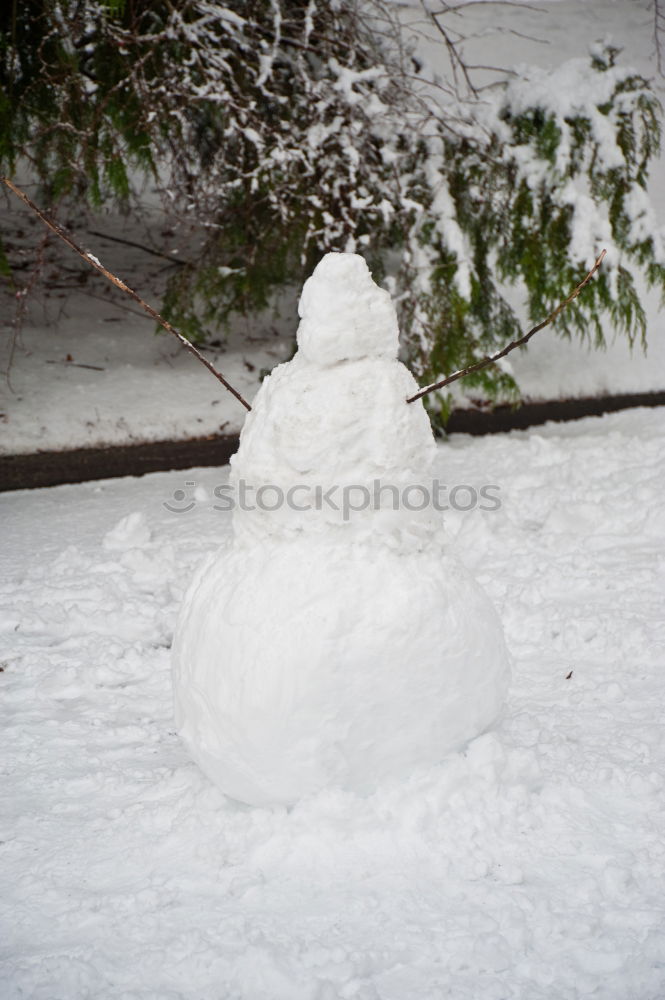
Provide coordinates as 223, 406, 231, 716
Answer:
46, 359, 106, 371
3, 223, 53, 391
87, 229, 191, 267
2, 178, 252, 412
423, 1, 479, 99
407, 250, 607, 404
655, 0, 665, 76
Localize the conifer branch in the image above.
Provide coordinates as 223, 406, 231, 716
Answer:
407, 250, 607, 405
1, 178, 252, 412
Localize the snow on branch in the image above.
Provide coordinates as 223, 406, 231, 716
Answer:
407, 250, 607, 404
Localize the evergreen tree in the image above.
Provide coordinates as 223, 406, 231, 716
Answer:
2, 2, 663, 427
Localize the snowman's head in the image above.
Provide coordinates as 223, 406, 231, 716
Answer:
296, 252, 399, 366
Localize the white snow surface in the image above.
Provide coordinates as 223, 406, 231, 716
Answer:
227, 351, 435, 541
172, 254, 509, 804
3, 407, 665, 997
173, 540, 510, 806
227, 254, 433, 542
296, 253, 399, 366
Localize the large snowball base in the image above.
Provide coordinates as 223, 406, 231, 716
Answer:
172, 537, 510, 807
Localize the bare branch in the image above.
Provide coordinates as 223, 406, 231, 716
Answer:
655, 0, 665, 76
422, 0, 479, 99
3, 223, 52, 391
87, 229, 191, 267
407, 250, 607, 405
2, 178, 252, 412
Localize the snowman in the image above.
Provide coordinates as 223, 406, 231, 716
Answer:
172, 252, 510, 806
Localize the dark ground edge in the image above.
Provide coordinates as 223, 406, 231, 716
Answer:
3, 390, 665, 492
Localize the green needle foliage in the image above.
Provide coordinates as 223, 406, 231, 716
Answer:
2, 3, 663, 428
400, 44, 664, 428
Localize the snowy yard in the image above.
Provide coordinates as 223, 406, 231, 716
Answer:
2, 407, 665, 999
3, 2, 664, 994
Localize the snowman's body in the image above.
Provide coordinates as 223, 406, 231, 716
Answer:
172, 253, 510, 806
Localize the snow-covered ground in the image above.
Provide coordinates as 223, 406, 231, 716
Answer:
3, 407, 665, 999
2, 0, 664, 457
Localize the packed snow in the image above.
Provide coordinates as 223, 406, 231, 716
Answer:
3, 406, 665, 998
295, 253, 399, 365
172, 254, 510, 805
